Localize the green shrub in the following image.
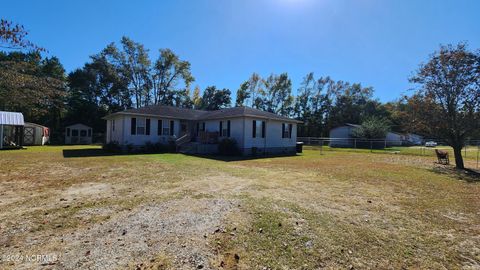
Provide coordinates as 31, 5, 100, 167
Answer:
143, 141, 176, 153
103, 141, 121, 152
218, 138, 240, 156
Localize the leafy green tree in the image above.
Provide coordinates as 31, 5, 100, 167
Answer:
199, 86, 231, 110
152, 48, 194, 106
410, 43, 480, 169
0, 51, 66, 132
247, 73, 263, 108
116, 37, 151, 108
192, 85, 202, 109
66, 49, 131, 132
235, 81, 250, 107
263, 73, 293, 116
352, 117, 391, 139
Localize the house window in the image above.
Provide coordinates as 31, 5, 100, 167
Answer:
66, 128, 70, 136
170, 120, 174, 136
146, 119, 151, 135
72, 129, 78, 137
157, 120, 162, 135
252, 120, 265, 138
282, 123, 292, 138
136, 118, 146, 135
131, 118, 136, 135
162, 124, 169, 136
219, 120, 231, 137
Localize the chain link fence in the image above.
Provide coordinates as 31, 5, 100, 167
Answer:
298, 137, 480, 169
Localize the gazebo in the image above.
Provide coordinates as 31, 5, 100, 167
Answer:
0, 111, 25, 149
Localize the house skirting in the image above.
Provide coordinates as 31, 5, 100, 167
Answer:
241, 146, 296, 156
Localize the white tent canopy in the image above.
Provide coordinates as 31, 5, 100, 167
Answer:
0, 111, 25, 126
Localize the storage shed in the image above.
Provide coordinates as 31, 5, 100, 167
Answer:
65, 123, 92, 144
0, 111, 25, 149
24, 122, 50, 146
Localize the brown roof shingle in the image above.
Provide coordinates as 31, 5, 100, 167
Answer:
105, 105, 301, 123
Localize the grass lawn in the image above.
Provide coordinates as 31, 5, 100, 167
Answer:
0, 145, 479, 269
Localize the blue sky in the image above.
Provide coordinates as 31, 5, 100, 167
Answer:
3, 0, 480, 101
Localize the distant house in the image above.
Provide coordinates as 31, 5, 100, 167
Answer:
329, 123, 360, 147
65, 123, 93, 145
0, 111, 24, 149
24, 122, 50, 146
405, 133, 424, 145
385, 132, 404, 146
329, 124, 412, 147
103, 105, 301, 156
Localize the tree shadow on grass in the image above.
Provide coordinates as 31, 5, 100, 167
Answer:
63, 148, 120, 158
429, 165, 480, 182
62, 148, 300, 161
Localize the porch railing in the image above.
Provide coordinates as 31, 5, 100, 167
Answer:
175, 133, 191, 148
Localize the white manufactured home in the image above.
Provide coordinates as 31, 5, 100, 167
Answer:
103, 106, 301, 155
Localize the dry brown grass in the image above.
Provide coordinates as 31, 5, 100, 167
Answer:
0, 145, 479, 269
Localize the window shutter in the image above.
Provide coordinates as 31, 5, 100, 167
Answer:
227, 120, 231, 137
158, 120, 162, 135
261, 121, 266, 138
219, 121, 223, 135
289, 123, 293, 138
146, 119, 151, 135
131, 118, 136, 135
196, 122, 200, 136
281, 123, 285, 138
252, 120, 256, 138
170, 120, 174, 136
202, 122, 205, 131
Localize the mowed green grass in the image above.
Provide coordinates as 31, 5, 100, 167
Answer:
0, 145, 479, 269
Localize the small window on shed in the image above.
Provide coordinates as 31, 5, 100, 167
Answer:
72, 129, 78, 137
66, 128, 70, 136
80, 130, 87, 137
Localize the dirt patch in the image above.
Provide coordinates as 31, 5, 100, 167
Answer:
50, 197, 238, 269
63, 182, 113, 199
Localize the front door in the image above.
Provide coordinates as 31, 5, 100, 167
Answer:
180, 121, 188, 136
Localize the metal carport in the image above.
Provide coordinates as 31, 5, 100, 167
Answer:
0, 111, 25, 149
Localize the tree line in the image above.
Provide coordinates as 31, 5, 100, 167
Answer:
1, 19, 479, 168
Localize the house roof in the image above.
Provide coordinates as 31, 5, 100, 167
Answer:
25, 122, 48, 129
104, 105, 301, 123
0, 111, 24, 126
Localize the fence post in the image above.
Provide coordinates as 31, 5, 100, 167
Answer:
370, 140, 373, 152
477, 144, 479, 169
354, 138, 357, 149
320, 140, 323, 155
